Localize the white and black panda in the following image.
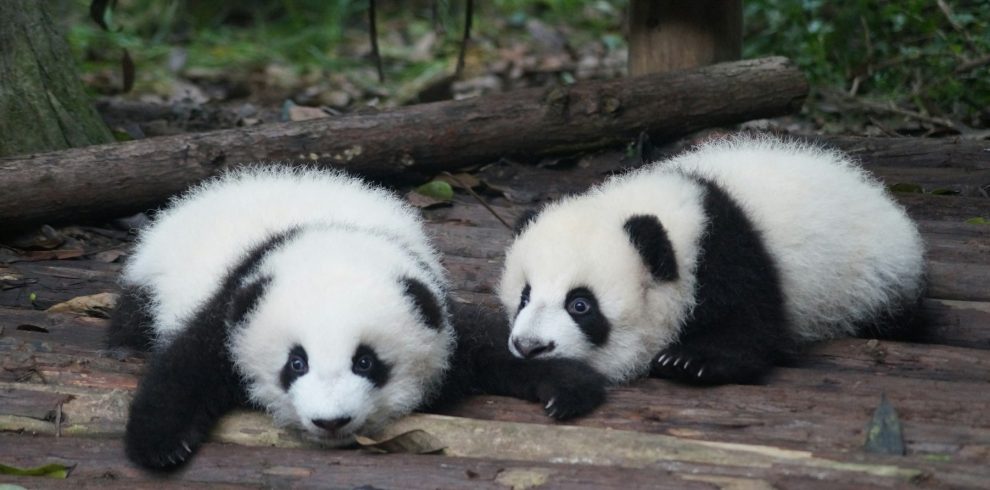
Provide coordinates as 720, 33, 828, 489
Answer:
499, 135, 926, 385
109, 166, 605, 471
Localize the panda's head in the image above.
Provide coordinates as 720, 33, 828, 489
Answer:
498, 183, 703, 383
228, 228, 452, 443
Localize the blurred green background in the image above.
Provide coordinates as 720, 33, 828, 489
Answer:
60, 0, 989, 130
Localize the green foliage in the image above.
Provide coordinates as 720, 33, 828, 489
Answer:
745, 0, 990, 126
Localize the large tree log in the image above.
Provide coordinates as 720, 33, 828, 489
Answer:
0, 57, 807, 231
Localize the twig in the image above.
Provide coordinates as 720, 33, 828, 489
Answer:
441, 172, 512, 231
455, 0, 473, 78
956, 54, 990, 74
936, 0, 979, 53
55, 401, 63, 438
855, 97, 958, 130
867, 116, 898, 137
369, 0, 385, 83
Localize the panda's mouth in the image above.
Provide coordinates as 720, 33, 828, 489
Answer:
300, 426, 357, 446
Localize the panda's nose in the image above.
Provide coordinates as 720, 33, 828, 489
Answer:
512, 337, 556, 359
312, 417, 352, 431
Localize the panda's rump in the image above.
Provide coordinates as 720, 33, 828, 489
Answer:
667, 140, 925, 340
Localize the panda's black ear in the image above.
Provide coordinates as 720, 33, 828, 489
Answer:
402, 277, 445, 330
227, 276, 272, 325
624, 215, 678, 281
513, 208, 541, 236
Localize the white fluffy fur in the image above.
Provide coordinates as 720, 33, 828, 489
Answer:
123, 166, 453, 441
499, 136, 925, 383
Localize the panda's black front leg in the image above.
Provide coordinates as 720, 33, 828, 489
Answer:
124, 318, 246, 470
649, 317, 791, 385
437, 303, 607, 420
474, 354, 608, 420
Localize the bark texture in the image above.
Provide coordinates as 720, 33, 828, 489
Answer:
0, 1, 113, 157
628, 0, 742, 75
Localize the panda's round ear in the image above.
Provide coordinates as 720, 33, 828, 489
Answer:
513, 208, 541, 236
402, 277, 445, 331
624, 215, 678, 282
227, 276, 272, 325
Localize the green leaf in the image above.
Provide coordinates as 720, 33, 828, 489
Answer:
888, 183, 923, 194
0, 463, 72, 479
414, 181, 454, 201
929, 188, 959, 196
964, 217, 990, 225
864, 394, 905, 455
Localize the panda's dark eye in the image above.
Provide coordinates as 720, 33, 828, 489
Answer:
352, 344, 391, 387
289, 355, 308, 373
567, 297, 592, 315
353, 354, 374, 373
519, 284, 531, 310
280, 345, 309, 391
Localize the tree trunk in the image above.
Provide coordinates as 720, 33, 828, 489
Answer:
0, 0, 113, 157
0, 57, 807, 230
628, 0, 743, 76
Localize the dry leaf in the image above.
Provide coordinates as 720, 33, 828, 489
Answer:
47, 292, 119, 317
354, 429, 445, 454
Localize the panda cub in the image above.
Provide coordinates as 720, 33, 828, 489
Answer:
499, 135, 926, 385
110, 167, 605, 471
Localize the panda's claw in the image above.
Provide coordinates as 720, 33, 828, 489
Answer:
697, 367, 705, 378
545, 398, 556, 410
657, 354, 668, 365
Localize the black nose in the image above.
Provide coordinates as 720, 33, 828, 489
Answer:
512, 337, 556, 359
312, 417, 352, 431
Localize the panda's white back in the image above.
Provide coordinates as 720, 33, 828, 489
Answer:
658, 137, 925, 340
123, 166, 440, 340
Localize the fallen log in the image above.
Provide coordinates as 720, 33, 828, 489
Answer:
0, 57, 807, 231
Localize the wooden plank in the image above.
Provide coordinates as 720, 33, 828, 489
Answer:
0, 432, 714, 490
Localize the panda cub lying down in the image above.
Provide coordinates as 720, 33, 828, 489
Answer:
500, 135, 926, 385
109, 167, 605, 471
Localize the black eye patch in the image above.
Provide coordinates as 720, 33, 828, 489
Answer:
564, 287, 610, 347
518, 284, 531, 313
352, 344, 391, 388
280, 345, 308, 391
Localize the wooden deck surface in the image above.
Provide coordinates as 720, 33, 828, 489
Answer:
1, 139, 988, 488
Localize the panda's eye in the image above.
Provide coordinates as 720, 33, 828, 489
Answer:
289, 355, 308, 373
280, 345, 309, 391
353, 354, 375, 373
567, 297, 592, 315
519, 284, 531, 309
351, 344, 391, 388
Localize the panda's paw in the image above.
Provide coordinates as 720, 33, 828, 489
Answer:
652, 347, 705, 381
125, 429, 199, 471
650, 345, 758, 385
536, 360, 608, 420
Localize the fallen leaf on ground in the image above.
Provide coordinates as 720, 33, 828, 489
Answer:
354, 430, 445, 454
47, 293, 119, 317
